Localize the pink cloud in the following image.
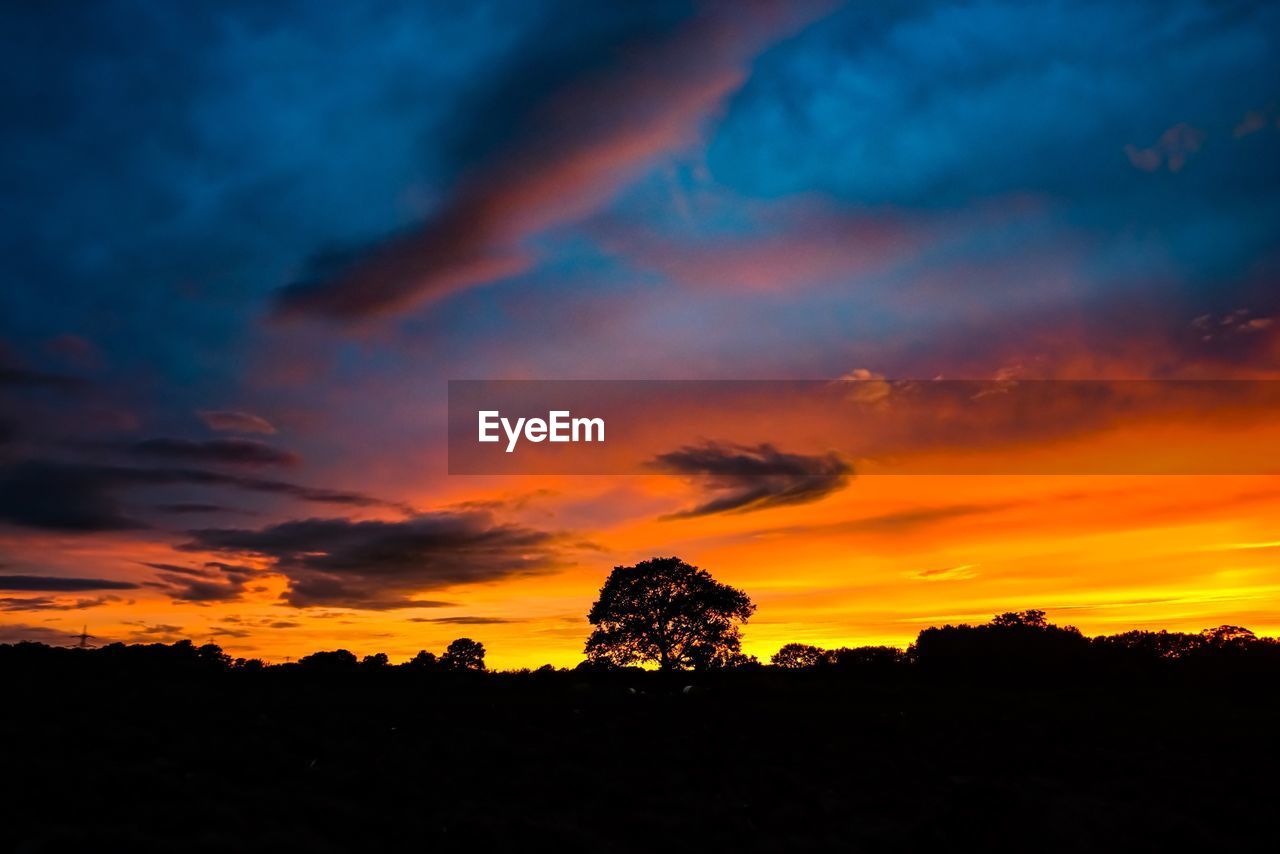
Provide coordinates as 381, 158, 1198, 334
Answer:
274, 1, 834, 323
603, 208, 924, 293
1124, 123, 1206, 173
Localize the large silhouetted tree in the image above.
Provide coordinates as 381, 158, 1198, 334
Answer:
585, 556, 755, 671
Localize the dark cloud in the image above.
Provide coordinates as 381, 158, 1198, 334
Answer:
0, 461, 143, 531
219, 615, 301, 630
651, 442, 853, 518
142, 562, 211, 578
122, 437, 299, 467
0, 622, 91, 646
0, 459, 408, 532
123, 622, 186, 642
0, 574, 138, 591
755, 502, 1016, 541
153, 502, 254, 515
0, 595, 116, 612
0, 366, 87, 392
143, 560, 260, 603
183, 510, 568, 609
273, 0, 830, 322
197, 410, 277, 435
407, 616, 522, 625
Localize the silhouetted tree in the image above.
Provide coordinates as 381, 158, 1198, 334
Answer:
404, 650, 437, 670
821, 645, 905, 673
990, 609, 1049, 628
1091, 629, 1203, 660
297, 649, 358, 672
362, 652, 390, 669
585, 556, 755, 671
911, 610, 1088, 678
1201, 625, 1256, 647
772, 643, 825, 668
441, 638, 486, 671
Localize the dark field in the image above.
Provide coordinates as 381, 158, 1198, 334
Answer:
3, 642, 1279, 852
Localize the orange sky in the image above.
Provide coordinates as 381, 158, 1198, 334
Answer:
8, 469, 1278, 669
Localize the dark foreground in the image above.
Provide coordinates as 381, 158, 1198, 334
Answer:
3, 650, 1279, 852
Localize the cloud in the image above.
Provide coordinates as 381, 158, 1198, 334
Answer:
145, 560, 260, 603
407, 616, 522, 625
651, 442, 852, 518
153, 503, 255, 516
1124, 123, 1206, 173
912, 563, 980, 581
182, 510, 569, 609
123, 622, 186, 642
596, 201, 930, 293
1234, 105, 1277, 138
1191, 310, 1274, 342
0, 595, 117, 612
218, 614, 301, 630
125, 438, 299, 467
197, 410, 277, 435
836, 368, 893, 407
751, 502, 1015, 541
0, 366, 87, 391
0, 459, 408, 531
272, 0, 831, 322
45, 334, 101, 369
0, 574, 138, 591
0, 623, 90, 646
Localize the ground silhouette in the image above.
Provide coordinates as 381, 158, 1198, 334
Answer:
3, 606, 1279, 851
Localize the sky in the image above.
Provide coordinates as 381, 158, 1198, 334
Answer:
1, 0, 1278, 667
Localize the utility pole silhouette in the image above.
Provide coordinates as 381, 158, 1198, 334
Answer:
72, 625, 94, 649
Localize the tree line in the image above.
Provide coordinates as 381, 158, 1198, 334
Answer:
2, 556, 1276, 676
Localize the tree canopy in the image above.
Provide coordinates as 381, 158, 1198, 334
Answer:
440, 637, 486, 671
772, 643, 825, 669
585, 556, 755, 671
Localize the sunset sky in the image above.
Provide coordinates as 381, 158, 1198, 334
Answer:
2, 0, 1279, 668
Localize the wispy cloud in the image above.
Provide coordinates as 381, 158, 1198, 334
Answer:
912, 563, 980, 582
652, 442, 852, 518
273, 1, 833, 322
183, 510, 573, 609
